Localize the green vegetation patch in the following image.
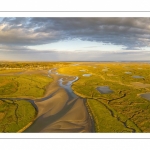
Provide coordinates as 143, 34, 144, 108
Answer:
87, 99, 138, 132
0, 99, 36, 132
0, 74, 52, 98
0, 79, 18, 95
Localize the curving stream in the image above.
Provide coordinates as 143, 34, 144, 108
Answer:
23, 68, 93, 132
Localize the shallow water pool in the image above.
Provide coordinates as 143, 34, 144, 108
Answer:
125, 72, 132, 74
96, 86, 113, 94
140, 93, 150, 101
83, 74, 91, 77
132, 75, 144, 79
80, 70, 86, 72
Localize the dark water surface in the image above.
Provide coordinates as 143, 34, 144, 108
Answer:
96, 86, 114, 94
132, 75, 144, 79
140, 93, 150, 101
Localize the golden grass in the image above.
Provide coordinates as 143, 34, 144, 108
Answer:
58, 62, 150, 132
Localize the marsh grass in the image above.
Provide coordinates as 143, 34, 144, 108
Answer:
1, 62, 150, 132
0, 74, 52, 98
0, 69, 53, 132
0, 99, 36, 132
58, 62, 150, 132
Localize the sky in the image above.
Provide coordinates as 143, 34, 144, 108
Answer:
0, 17, 150, 61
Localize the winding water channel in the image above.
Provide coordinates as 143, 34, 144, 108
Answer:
23, 69, 93, 132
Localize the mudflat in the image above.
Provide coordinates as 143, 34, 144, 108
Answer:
24, 69, 93, 132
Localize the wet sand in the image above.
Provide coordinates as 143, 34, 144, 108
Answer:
24, 69, 93, 132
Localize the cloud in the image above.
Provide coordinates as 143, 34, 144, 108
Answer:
83, 46, 100, 48
0, 44, 58, 54
0, 24, 60, 46
1, 48, 150, 61
0, 17, 150, 50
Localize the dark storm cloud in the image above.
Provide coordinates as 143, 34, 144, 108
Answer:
0, 44, 57, 53
0, 17, 150, 49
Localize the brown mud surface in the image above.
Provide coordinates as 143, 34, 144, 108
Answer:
24, 69, 93, 133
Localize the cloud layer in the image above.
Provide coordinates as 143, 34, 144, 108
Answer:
0, 17, 150, 61
1, 49, 150, 61
0, 17, 150, 49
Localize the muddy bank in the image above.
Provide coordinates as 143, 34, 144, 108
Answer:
24, 69, 93, 133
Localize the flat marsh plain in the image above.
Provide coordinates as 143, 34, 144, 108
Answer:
1, 62, 150, 132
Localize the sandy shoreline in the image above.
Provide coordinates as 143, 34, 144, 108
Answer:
23, 69, 93, 132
